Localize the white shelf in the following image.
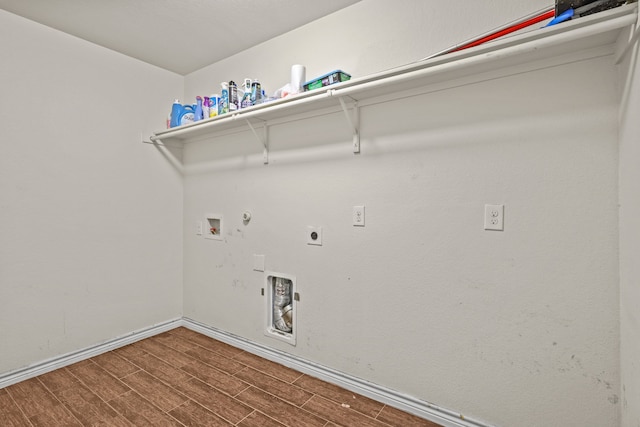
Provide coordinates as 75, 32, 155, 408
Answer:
147, 4, 637, 155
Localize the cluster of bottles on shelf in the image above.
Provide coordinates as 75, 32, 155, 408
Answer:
168, 78, 268, 128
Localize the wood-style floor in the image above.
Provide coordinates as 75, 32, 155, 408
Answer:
0, 327, 442, 427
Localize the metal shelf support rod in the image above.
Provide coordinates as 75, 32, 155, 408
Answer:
245, 119, 269, 164
338, 96, 360, 154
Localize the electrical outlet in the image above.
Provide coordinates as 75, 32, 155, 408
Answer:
353, 206, 365, 226
484, 204, 504, 231
307, 226, 323, 246
196, 221, 203, 235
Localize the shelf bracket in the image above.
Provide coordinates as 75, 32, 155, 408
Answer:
245, 119, 269, 164
338, 97, 360, 154
142, 132, 161, 145
141, 134, 183, 149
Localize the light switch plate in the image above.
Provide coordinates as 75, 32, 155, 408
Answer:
253, 254, 265, 272
353, 205, 365, 226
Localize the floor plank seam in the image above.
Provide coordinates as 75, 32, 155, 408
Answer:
298, 391, 315, 407
5, 385, 37, 427
258, 408, 302, 427
234, 408, 256, 426
233, 384, 251, 398
165, 398, 191, 416
374, 403, 387, 419
118, 367, 195, 424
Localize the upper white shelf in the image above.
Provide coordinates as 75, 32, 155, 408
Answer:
148, 4, 637, 147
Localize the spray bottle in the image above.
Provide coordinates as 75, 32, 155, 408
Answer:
194, 96, 203, 122
251, 79, 263, 105
229, 81, 238, 111
241, 78, 253, 108
220, 82, 229, 114
203, 96, 210, 119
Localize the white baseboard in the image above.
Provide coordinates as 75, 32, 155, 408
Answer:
182, 317, 491, 427
0, 318, 182, 390
0, 316, 491, 427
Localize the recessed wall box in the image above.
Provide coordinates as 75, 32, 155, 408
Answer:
205, 214, 223, 240
264, 272, 297, 346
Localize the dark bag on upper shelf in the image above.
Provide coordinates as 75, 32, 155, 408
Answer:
555, 0, 627, 17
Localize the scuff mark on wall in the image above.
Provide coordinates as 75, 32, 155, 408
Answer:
232, 279, 246, 290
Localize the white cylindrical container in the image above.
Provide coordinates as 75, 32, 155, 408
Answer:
291, 64, 306, 93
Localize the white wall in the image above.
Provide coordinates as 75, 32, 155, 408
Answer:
184, 0, 552, 100
0, 2, 630, 426
183, 1, 621, 426
619, 22, 640, 427
0, 10, 184, 374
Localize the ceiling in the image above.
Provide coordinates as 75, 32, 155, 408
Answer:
0, 0, 361, 75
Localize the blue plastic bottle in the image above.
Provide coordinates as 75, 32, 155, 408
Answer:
178, 105, 195, 126
194, 96, 203, 122
170, 99, 182, 128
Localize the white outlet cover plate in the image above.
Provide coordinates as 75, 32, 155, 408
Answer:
484, 204, 504, 231
307, 226, 322, 245
253, 254, 265, 272
353, 205, 365, 226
